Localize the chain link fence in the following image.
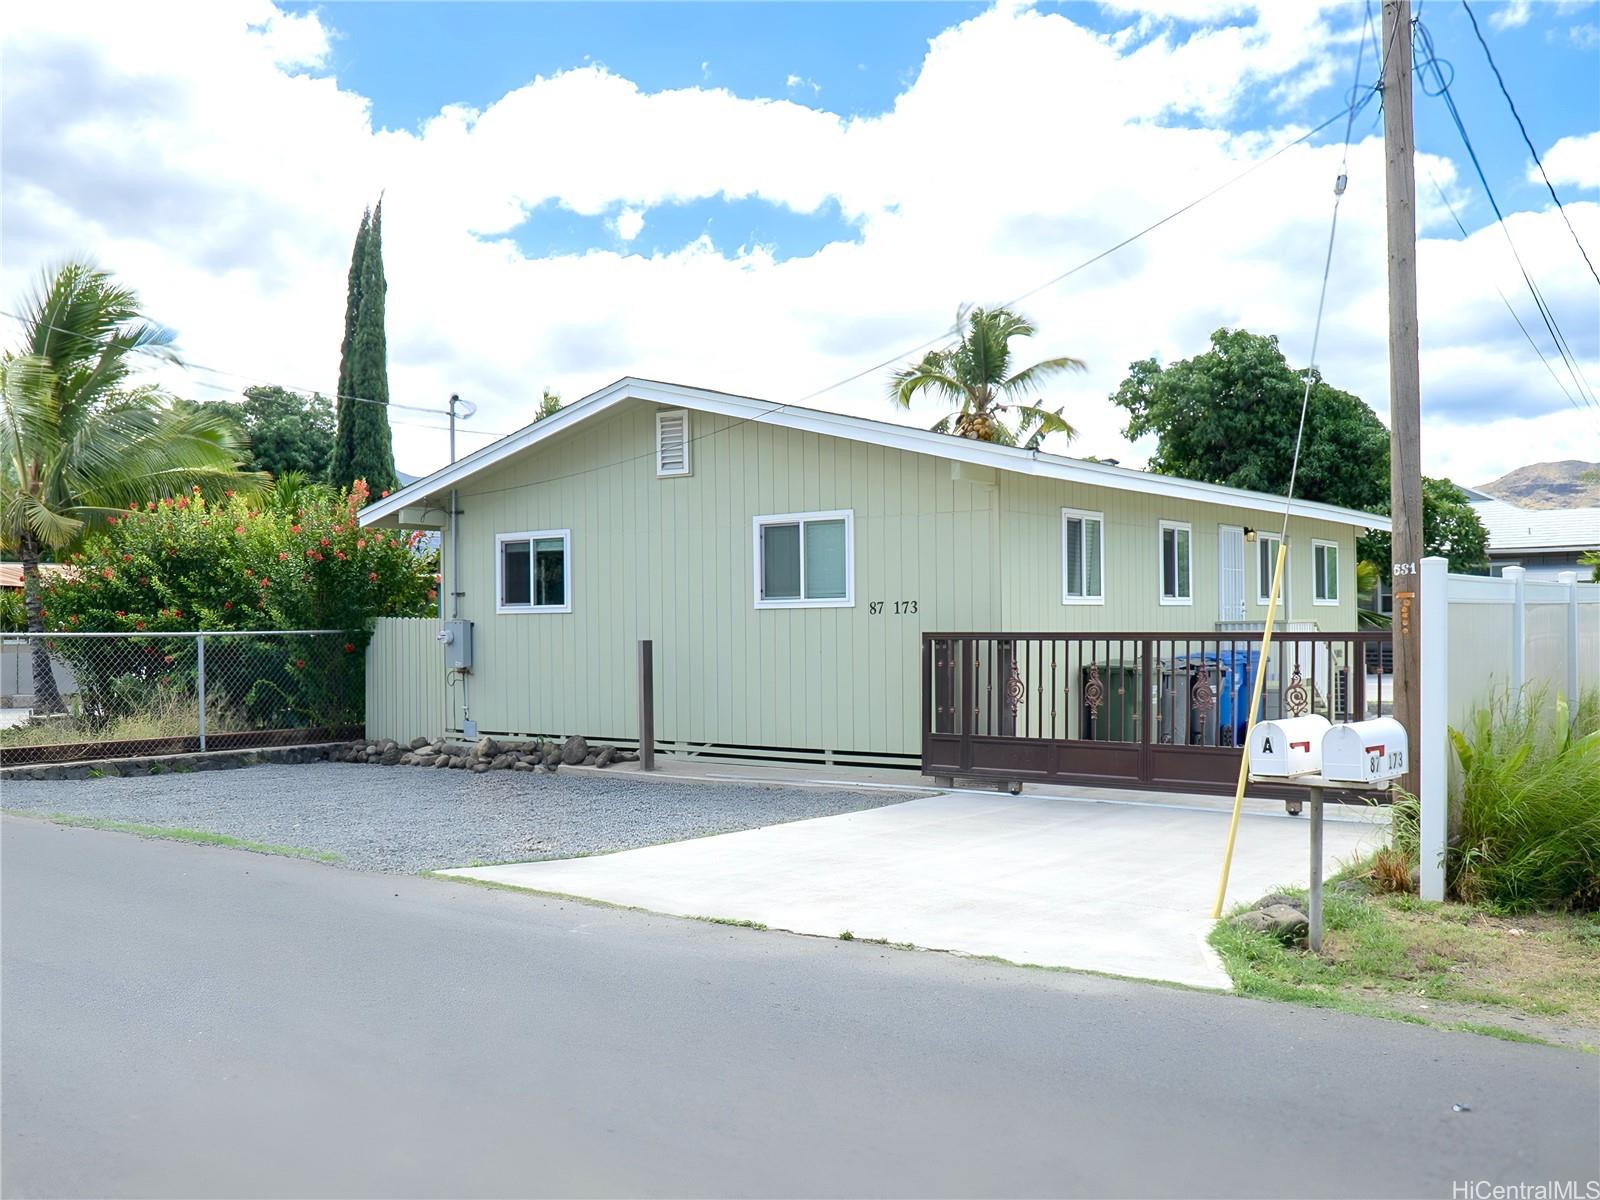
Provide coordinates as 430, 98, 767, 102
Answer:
1, 630, 364, 766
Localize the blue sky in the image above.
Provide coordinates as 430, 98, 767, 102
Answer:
295, 1, 1599, 261
7, 1, 1597, 481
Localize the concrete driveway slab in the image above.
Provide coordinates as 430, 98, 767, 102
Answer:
446, 792, 1385, 988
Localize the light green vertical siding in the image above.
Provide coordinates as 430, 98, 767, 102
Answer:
446, 403, 999, 756
365, 617, 447, 742
995, 474, 1358, 632
426, 399, 1364, 757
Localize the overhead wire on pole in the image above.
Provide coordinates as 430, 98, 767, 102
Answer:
440, 91, 1381, 505
1422, 169, 1585, 412
1410, 19, 1598, 409
7, 88, 1378, 503
1211, 8, 1370, 920
1459, 0, 1600, 287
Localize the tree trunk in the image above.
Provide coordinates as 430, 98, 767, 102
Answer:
18, 531, 65, 714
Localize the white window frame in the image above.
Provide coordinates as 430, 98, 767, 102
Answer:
495, 529, 573, 614
752, 509, 855, 610
1312, 538, 1341, 606
1256, 530, 1286, 606
1060, 507, 1105, 605
1158, 520, 1193, 606
656, 408, 691, 477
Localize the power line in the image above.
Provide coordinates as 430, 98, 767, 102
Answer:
0, 308, 447, 416
1412, 19, 1598, 409
1422, 168, 1585, 413
434, 93, 1382, 505
798, 92, 1379, 408
1459, 0, 1600, 287
0, 309, 520, 436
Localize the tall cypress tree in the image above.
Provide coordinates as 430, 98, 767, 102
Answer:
330, 208, 369, 486
331, 201, 397, 493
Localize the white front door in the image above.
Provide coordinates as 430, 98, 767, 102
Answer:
1218, 526, 1246, 622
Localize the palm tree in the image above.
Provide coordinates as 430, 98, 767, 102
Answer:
889, 305, 1085, 449
1, 261, 262, 710
533, 387, 562, 422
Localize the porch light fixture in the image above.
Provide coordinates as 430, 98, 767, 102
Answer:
1243, 527, 1257, 542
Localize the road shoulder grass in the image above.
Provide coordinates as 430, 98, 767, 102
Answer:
1210, 883, 1600, 1052
3, 810, 341, 863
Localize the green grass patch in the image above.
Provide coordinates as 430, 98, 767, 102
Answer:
10, 811, 340, 863
1211, 886, 1600, 1048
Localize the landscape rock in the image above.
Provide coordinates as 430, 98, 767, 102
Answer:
408, 736, 431, 751
1253, 892, 1303, 911
473, 736, 503, 760
489, 752, 516, 771
378, 746, 403, 766
595, 746, 617, 768
560, 736, 589, 766
399, 752, 416, 766
471, 761, 489, 774
512, 761, 535, 772
1233, 903, 1309, 945
432, 755, 450, 768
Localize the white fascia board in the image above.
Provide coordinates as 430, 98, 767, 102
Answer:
359, 377, 1392, 533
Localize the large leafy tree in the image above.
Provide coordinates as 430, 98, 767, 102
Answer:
1109, 328, 1487, 574
330, 202, 398, 493
1, 261, 261, 710
1109, 328, 1390, 513
1358, 477, 1490, 575
205, 385, 335, 480
890, 306, 1084, 448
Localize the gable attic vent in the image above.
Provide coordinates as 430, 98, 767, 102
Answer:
656, 409, 690, 477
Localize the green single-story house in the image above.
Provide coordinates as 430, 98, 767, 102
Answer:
360, 378, 1390, 768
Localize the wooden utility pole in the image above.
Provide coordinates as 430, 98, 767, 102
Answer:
1382, 0, 1424, 801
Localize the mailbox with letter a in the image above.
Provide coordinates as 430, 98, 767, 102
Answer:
1321, 717, 1408, 784
1246, 715, 1331, 777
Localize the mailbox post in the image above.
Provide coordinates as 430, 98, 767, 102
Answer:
1249, 718, 1409, 953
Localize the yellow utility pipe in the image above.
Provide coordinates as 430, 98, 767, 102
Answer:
1211, 539, 1289, 919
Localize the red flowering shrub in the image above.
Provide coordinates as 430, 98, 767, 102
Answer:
37, 479, 436, 635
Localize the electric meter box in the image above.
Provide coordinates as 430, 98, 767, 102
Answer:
1321, 718, 1408, 784
1247, 715, 1331, 777
438, 619, 473, 671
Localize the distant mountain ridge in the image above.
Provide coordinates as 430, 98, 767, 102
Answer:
1475, 460, 1600, 510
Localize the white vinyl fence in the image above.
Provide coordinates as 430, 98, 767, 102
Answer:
1419, 560, 1599, 900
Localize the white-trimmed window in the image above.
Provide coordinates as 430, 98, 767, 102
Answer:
1061, 508, 1104, 604
1256, 531, 1285, 605
656, 409, 690, 477
1313, 539, 1340, 606
1159, 521, 1192, 605
753, 510, 853, 608
496, 530, 571, 613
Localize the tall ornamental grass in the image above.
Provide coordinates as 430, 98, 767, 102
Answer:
1447, 689, 1600, 912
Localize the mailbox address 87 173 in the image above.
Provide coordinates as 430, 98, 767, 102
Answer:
1320, 717, 1407, 785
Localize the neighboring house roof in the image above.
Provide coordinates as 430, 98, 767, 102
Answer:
359, 377, 1392, 532
1469, 498, 1600, 554
0, 563, 72, 589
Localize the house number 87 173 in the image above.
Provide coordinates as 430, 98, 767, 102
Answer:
868, 601, 918, 615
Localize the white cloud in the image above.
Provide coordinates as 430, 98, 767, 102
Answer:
1539, 130, 1600, 190
2, 0, 1594, 488
785, 73, 821, 94
613, 207, 646, 241
1491, 0, 1533, 30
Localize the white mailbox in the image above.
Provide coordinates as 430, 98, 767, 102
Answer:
1321, 717, 1408, 784
1247, 715, 1331, 777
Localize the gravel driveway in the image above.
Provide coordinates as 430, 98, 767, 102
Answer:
1, 763, 917, 873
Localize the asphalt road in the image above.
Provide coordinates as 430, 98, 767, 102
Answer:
4, 815, 1597, 1200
